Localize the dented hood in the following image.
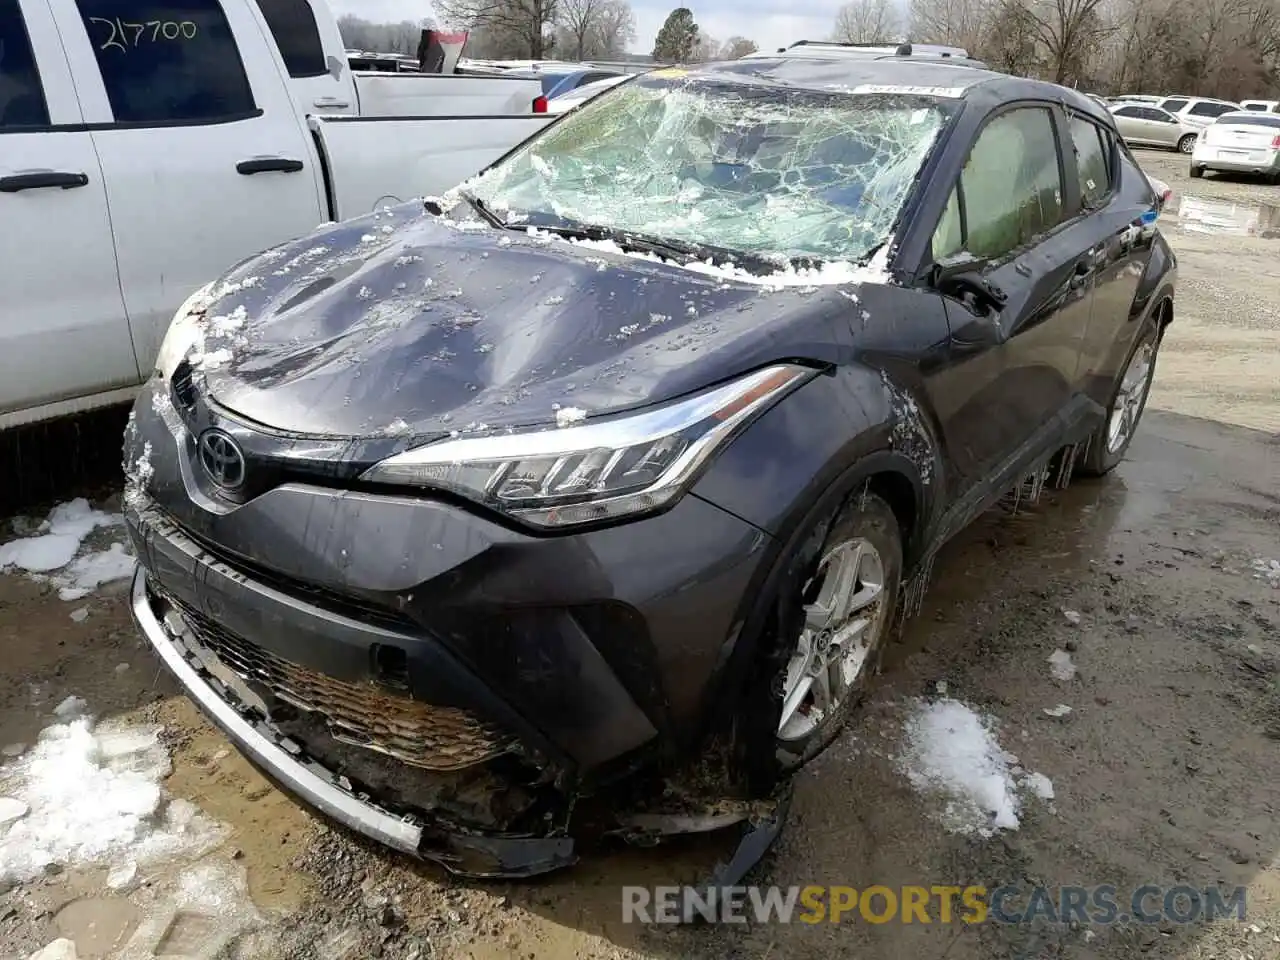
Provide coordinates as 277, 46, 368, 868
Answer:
196, 203, 864, 438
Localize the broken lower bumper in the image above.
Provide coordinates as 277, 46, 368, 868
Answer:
131, 569, 576, 878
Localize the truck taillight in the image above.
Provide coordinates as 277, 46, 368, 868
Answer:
1271, 133, 1280, 149
533, 95, 548, 114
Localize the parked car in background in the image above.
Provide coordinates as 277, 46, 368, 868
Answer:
1240, 99, 1280, 113
1157, 96, 1242, 129
546, 73, 633, 114
1109, 94, 1161, 105
1, 0, 550, 432
125, 54, 1174, 878
1191, 111, 1280, 180
502, 65, 625, 100
1111, 103, 1202, 153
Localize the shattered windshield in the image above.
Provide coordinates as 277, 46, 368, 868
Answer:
468, 76, 953, 268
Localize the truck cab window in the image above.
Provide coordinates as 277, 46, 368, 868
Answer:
0, 1, 51, 128
256, 0, 327, 78
73, 0, 257, 124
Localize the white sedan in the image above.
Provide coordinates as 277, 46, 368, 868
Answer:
547, 74, 635, 114
1191, 111, 1280, 181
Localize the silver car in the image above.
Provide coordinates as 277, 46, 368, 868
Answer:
1110, 103, 1202, 153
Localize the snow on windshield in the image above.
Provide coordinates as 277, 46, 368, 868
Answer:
471, 78, 949, 266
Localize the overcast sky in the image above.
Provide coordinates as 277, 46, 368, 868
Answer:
328, 0, 851, 55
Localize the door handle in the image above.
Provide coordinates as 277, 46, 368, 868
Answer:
313, 97, 351, 108
236, 158, 305, 175
0, 171, 89, 193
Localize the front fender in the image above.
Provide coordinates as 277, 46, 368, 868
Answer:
691, 362, 940, 558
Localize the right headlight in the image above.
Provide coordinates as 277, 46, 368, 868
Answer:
360, 363, 815, 529
154, 282, 216, 381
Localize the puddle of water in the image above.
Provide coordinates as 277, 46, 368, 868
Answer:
1167, 194, 1280, 238
54, 896, 141, 957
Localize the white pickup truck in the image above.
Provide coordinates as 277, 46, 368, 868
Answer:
1, 0, 554, 430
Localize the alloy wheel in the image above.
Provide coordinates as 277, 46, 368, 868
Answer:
1179, 135, 1196, 154
777, 537, 886, 742
1106, 339, 1156, 453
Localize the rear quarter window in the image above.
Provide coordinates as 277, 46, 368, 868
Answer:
1220, 114, 1280, 129
256, 0, 327, 78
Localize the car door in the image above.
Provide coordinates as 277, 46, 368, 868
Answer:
47, 0, 328, 377
0, 0, 139, 422
1065, 113, 1154, 405
926, 103, 1096, 484
1112, 106, 1153, 146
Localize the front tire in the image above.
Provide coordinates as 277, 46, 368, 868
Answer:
1178, 134, 1197, 154
771, 493, 903, 771
1080, 319, 1162, 477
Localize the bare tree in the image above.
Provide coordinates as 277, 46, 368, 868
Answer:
337, 14, 434, 54
695, 33, 720, 60
434, 0, 560, 58
591, 0, 637, 57
720, 36, 759, 58
832, 0, 902, 43
908, 0, 990, 51
559, 0, 605, 59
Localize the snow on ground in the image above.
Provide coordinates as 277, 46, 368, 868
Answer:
0, 499, 135, 599
897, 698, 1054, 837
1048, 649, 1077, 681
0, 699, 224, 883
1251, 557, 1280, 587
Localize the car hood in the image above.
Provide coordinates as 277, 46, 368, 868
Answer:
194, 203, 877, 439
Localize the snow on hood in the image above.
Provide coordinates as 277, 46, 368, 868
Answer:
188, 203, 890, 438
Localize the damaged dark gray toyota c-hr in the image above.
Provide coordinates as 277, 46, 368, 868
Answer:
124, 55, 1176, 879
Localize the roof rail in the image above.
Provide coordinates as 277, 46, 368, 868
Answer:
783, 40, 973, 59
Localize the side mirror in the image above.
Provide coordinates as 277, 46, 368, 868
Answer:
931, 254, 1008, 313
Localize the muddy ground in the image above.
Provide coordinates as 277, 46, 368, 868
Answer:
1, 150, 1278, 960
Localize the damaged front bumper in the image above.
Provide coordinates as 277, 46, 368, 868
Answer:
131, 569, 578, 878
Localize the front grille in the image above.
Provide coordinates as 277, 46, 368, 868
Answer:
164, 592, 516, 772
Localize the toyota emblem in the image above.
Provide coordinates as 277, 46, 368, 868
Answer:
198, 429, 246, 490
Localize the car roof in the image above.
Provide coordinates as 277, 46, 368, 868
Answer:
670, 57, 1109, 120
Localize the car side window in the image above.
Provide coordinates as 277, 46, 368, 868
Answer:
256, 0, 328, 78
1161, 98, 1188, 112
1113, 106, 1139, 118
1189, 102, 1232, 118
958, 107, 1065, 260
1069, 114, 1111, 209
73, 0, 258, 124
0, 0, 51, 128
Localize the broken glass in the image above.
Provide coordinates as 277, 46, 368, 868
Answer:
469, 78, 954, 268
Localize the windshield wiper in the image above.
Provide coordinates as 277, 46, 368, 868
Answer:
531, 221, 784, 275
455, 189, 508, 229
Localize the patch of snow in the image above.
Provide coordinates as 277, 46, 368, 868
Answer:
1021, 771, 1055, 800
106, 859, 138, 890
69, 607, 88, 623
0, 499, 121, 574
50, 542, 136, 602
545, 295, 565, 305
53, 696, 87, 720
0, 714, 224, 883
358, 286, 375, 300
898, 698, 1022, 836
1042, 704, 1073, 718
555, 406, 588, 428
1250, 557, 1280, 587
1061, 608, 1082, 625
26, 939, 78, 960
0, 797, 28, 825
1048, 649, 1077, 681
